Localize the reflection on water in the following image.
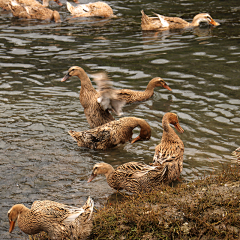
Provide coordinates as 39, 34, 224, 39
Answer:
0, 0, 240, 238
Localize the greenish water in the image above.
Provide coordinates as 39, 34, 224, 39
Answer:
0, 0, 239, 238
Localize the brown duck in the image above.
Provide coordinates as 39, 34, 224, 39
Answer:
88, 161, 169, 193
68, 117, 151, 150
66, 1, 116, 18
8, 197, 94, 239
152, 112, 184, 183
114, 77, 172, 104
0, 0, 62, 11
141, 10, 220, 31
232, 147, 240, 166
8, 0, 61, 23
62, 66, 118, 128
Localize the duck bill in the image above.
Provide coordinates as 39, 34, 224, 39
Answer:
9, 221, 15, 233
174, 123, 184, 133
131, 135, 141, 144
61, 73, 70, 82
54, 0, 63, 6
210, 19, 220, 26
163, 84, 172, 91
87, 173, 96, 183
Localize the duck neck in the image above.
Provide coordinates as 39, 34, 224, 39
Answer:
144, 81, 156, 96
76, 69, 97, 94
162, 120, 179, 143
104, 164, 115, 180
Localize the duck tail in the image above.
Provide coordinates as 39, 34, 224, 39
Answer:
141, 10, 150, 25
68, 130, 81, 142
66, 1, 75, 14
81, 197, 94, 223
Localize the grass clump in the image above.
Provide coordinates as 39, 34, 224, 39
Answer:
90, 164, 240, 240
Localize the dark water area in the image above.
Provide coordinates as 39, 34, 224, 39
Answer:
0, 0, 239, 238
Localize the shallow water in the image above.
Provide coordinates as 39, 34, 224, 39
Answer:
0, 0, 240, 238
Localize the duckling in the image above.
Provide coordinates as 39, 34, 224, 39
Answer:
141, 10, 220, 31
88, 161, 169, 193
8, 0, 61, 22
152, 112, 184, 183
61, 66, 116, 128
68, 117, 151, 150
0, 0, 61, 11
66, 1, 115, 18
232, 147, 240, 166
114, 77, 172, 104
8, 197, 94, 239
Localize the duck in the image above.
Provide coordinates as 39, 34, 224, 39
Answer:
8, 197, 94, 239
66, 1, 116, 18
88, 161, 171, 193
152, 112, 184, 183
114, 77, 172, 104
62, 66, 118, 128
8, 0, 61, 22
0, 0, 62, 11
68, 116, 151, 150
141, 10, 220, 31
232, 147, 240, 166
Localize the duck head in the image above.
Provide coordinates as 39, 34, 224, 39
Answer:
152, 77, 172, 91
163, 112, 184, 133
61, 66, 83, 82
8, 204, 25, 233
192, 13, 220, 27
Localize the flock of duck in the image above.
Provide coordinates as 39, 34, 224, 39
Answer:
4, 0, 239, 239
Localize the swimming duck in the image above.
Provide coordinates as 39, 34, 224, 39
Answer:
88, 161, 170, 193
68, 117, 151, 150
66, 1, 115, 18
8, 0, 61, 22
141, 10, 220, 31
0, 0, 62, 11
62, 66, 116, 128
152, 112, 184, 183
114, 77, 172, 104
232, 147, 240, 166
8, 197, 94, 239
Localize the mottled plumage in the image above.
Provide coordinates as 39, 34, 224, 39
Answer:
8, 197, 94, 239
153, 112, 184, 183
141, 10, 220, 31
88, 162, 168, 193
92, 72, 126, 115
8, 0, 61, 22
115, 77, 172, 104
68, 117, 151, 150
66, 1, 115, 18
61, 66, 116, 128
232, 147, 240, 166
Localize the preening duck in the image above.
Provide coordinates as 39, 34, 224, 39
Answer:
141, 10, 220, 31
8, 0, 61, 22
88, 161, 168, 193
153, 112, 184, 183
115, 77, 172, 104
8, 197, 94, 239
66, 1, 115, 18
68, 117, 151, 150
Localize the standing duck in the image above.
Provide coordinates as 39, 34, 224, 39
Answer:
88, 161, 169, 193
153, 112, 184, 183
114, 77, 172, 104
68, 117, 151, 150
8, 0, 61, 22
232, 147, 240, 166
8, 197, 94, 239
61, 66, 118, 128
66, 1, 115, 18
141, 10, 220, 31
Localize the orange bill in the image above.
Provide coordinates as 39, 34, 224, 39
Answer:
131, 135, 141, 144
61, 73, 70, 82
163, 84, 172, 91
87, 173, 96, 183
9, 221, 15, 233
174, 123, 184, 133
54, 0, 63, 6
210, 18, 220, 26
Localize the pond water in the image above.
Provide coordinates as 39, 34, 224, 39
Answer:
0, 0, 240, 238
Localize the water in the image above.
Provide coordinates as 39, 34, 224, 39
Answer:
0, 0, 240, 238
